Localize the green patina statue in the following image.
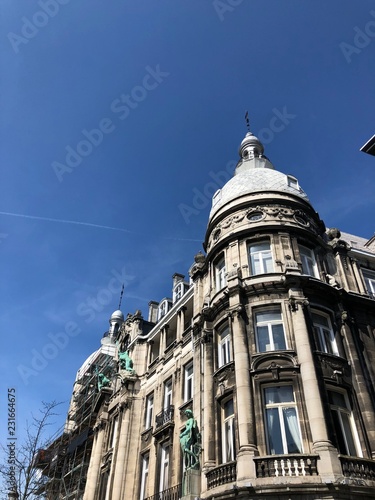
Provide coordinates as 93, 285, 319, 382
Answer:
97, 373, 111, 391
118, 349, 135, 374
179, 409, 201, 470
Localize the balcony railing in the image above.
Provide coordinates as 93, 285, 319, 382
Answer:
254, 455, 319, 478
340, 456, 375, 481
155, 406, 174, 429
206, 461, 236, 489
144, 483, 182, 500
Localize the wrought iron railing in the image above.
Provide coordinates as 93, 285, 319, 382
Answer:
155, 406, 174, 429
206, 461, 236, 489
254, 455, 319, 477
339, 456, 375, 481
144, 483, 182, 500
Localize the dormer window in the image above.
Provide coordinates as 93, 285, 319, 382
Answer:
173, 283, 184, 303
158, 300, 169, 321
287, 175, 299, 190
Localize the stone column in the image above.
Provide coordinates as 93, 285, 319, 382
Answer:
341, 313, 375, 457
230, 307, 257, 481
289, 290, 342, 480
83, 421, 105, 500
111, 404, 130, 500
202, 329, 215, 470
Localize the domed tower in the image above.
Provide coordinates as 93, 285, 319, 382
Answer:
190, 130, 375, 498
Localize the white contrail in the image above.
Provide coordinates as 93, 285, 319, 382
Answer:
0, 211, 203, 242
0, 211, 132, 233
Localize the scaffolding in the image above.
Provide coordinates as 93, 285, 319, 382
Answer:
33, 346, 116, 499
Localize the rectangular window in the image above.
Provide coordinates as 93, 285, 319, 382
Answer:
164, 379, 172, 410
184, 362, 193, 402
363, 270, 375, 298
255, 308, 286, 352
145, 394, 154, 429
299, 245, 318, 277
139, 453, 149, 500
215, 257, 227, 291
287, 175, 299, 189
312, 311, 339, 356
328, 390, 362, 457
159, 443, 170, 493
264, 385, 303, 455
249, 241, 274, 275
222, 399, 236, 463
109, 416, 119, 449
218, 326, 232, 368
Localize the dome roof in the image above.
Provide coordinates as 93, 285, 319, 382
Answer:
110, 309, 124, 321
209, 161, 309, 220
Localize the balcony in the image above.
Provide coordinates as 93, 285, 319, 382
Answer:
144, 483, 182, 500
254, 455, 319, 478
153, 406, 174, 442
340, 456, 375, 481
206, 461, 236, 489
155, 406, 174, 429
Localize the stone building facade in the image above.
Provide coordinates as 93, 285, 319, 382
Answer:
36, 131, 375, 499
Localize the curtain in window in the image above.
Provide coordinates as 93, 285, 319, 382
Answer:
283, 407, 302, 453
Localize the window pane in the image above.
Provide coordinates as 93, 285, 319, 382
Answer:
341, 413, 357, 456
224, 399, 234, 418
328, 391, 347, 408
263, 253, 274, 273
266, 408, 283, 454
331, 410, 348, 455
251, 255, 261, 275
283, 407, 302, 453
257, 311, 280, 323
265, 386, 294, 404
257, 326, 269, 352
225, 420, 235, 461
272, 324, 286, 350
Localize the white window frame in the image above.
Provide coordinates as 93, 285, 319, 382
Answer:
363, 269, 375, 298
312, 311, 339, 356
328, 390, 362, 457
299, 245, 319, 278
218, 326, 231, 368
145, 394, 154, 429
215, 257, 227, 292
255, 308, 287, 352
164, 379, 173, 410
222, 398, 236, 463
158, 300, 169, 321
249, 241, 274, 275
263, 385, 303, 455
287, 175, 299, 189
139, 453, 149, 500
173, 283, 184, 303
184, 362, 193, 402
159, 443, 170, 493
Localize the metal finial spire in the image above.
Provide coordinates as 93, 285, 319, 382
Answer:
245, 111, 251, 132
118, 284, 124, 309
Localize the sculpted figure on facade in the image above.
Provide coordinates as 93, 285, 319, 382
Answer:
180, 409, 201, 470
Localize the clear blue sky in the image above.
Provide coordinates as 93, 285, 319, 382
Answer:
1, 0, 374, 444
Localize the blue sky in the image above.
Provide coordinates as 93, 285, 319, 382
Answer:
1, 0, 375, 447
